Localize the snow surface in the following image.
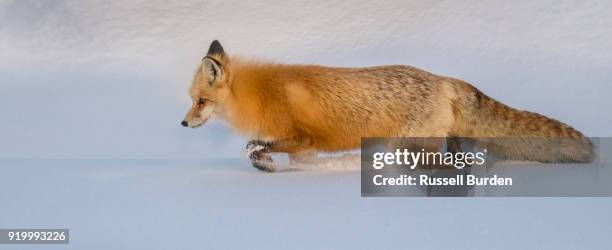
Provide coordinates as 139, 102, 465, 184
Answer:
2, 159, 612, 250
1, 1, 612, 249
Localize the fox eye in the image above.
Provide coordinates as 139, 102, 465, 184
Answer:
198, 98, 206, 105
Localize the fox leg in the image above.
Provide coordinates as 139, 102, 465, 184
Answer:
246, 137, 314, 172
446, 137, 472, 171
288, 150, 317, 164
246, 140, 275, 172
446, 137, 462, 154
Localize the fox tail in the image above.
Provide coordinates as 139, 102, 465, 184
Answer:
450, 83, 594, 163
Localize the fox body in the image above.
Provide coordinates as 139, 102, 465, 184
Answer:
183, 41, 593, 171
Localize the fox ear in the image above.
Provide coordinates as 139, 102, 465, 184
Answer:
202, 57, 223, 84
202, 40, 226, 85
207, 40, 225, 56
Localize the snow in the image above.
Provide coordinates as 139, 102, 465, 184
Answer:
2, 159, 612, 250
1, 0, 612, 249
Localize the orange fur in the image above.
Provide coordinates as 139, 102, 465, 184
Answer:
183, 41, 593, 164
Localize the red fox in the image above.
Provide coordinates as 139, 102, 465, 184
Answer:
182, 40, 594, 171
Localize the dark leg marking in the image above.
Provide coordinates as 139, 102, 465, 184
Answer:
246, 140, 275, 172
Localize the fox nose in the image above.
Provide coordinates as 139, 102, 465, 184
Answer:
181, 120, 188, 127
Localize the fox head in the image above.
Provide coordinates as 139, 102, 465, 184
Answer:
181, 40, 232, 128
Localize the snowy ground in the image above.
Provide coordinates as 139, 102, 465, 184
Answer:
2, 158, 612, 250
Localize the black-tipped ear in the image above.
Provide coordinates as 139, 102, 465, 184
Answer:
207, 40, 225, 56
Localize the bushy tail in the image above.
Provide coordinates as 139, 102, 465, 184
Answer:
450, 82, 594, 163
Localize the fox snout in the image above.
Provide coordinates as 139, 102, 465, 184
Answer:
180, 118, 208, 128
181, 115, 209, 128
181, 103, 214, 128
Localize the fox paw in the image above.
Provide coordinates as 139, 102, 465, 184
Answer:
245, 140, 271, 157
246, 140, 275, 172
